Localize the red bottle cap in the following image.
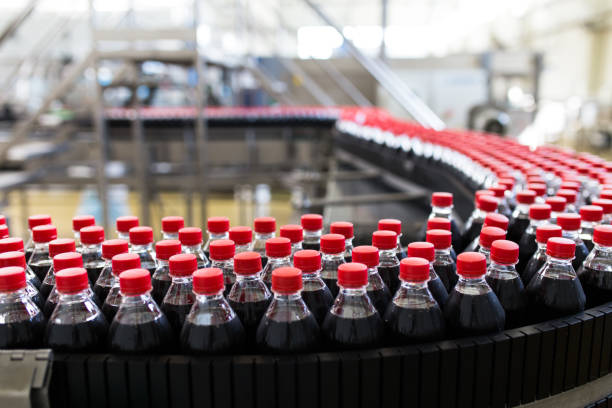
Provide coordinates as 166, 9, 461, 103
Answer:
337, 262, 368, 288
55, 268, 89, 294
209, 239, 235, 260
399, 257, 430, 282
546, 237, 575, 259
207, 217, 230, 234
516, 190, 537, 205
193, 268, 224, 295
351, 245, 379, 268
320, 233, 346, 254
426, 229, 452, 249
407, 242, 435, 262
476, 195, 499, 212
372, 230, 397, 250
483, 213, 509, 230
490, 240, 519, 264
169, 253, 198, 277
557, 189, 577, 204
498, 178, 515, 190
80, 226, 105, 245
32, 225, 57, 243
601, 190, 612, 200
301, 214, 323, 231
536, 224, 563, 243
119, 269, 152, 295
271, 267, 303, 294
234, 252, 262, 275
161, 216, 184, 233
129, 226, 153, 245
0, 251, 26, 268
557, 213, 581, 231
0, 225, 8, 239
592, 199, 612, 215
431, 192, 453, 207
426, 217, 451, 231
529, 204, 551, 220
116, 216, 139, 233
0, 215, 5, 225
560, 181, 580, 191
254, 217, 276, 234
178, 227, 202, 246
28, 214, 52, 229
456, 252, 487, 278
479, 226, 506, 249
475, 190, 494, 200
0, 266, 26, 292
49, 239, 76, 258
329, 221, 354, 239
229, 226, 252, 245
527, 183, 547, 197
0, 238, 23, 253
378, 219, 402, 235
102, 239, 129, 260
593, 225, 612, 246
545, 196, 567, 212
266, 237, 291, 257
111, 253, 141, 276
53, 252, 83, 272
488, 185, 506, 198
280, 225, 303, 243
154, 240, 181, 260
580, 205, 603, 222
72, 215, 95, 232
293, 250, 321, 272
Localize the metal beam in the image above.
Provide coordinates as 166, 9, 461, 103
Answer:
313, 59, 372, 106
0, 0, 39, 47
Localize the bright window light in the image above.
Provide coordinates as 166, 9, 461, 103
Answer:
343, 26, 383, 50
297, 26, 343, 59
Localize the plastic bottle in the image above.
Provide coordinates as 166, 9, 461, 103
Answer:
321, 262, 384, 350
592, 198, 612, 225
526, 237, 586, 321
319, 233, 346, 296
72, 215, 95, 251
407, 242, 449, 306
301, 214, 323, 251
151, 240, 182, 304
352, 245, 391, 316
369, 230, 398, 291
229, 226, 253, 254
488, 185, 512, 219
528, 182, 547, 202
280, 224, 304, 258
557, 189, 578, 213
93, 239, 129, 303
476, 226, 506, 265
506, 190, 536, 244
256, 267, 320, 353
444, 252, 505, 337
252, 217, 276, 267
425, 192, 462, 252
28, 225, 57, 281
227, 252, 272, 349
426, 229, 457, 291
44, 267, 108, 351
209, 239, 236, 295
0, 225, 8, 239
545, 196, 567, 224
25, 214, 52, 262
329, 222, 354, 262
0, 238, 41, 289
108, 268, 174, 353
522, 224, 562, 286
180, 268, 246, 354
102, 253, 141, 322
384, 257, 445, 344
557, 213, 590, 271
129, 226, 157, 273
161, 216, 184, 240
517, 204, 551, 274
579, 205, 603, 252
464, 212, 509, 253
426, 217, 458, 261
116, 215, 139, 241
378, 219, 406, 260
578, 225, 612, 308
203, 217, 230, 258
0, 266, 46, 348
261, 237, 292, 288
80, 226, 106, 283
460, 195, 499, 252
0, 251, 44, 309
40, 238, 76, 300
293, 249, 333, 324
161, 253, 197, 333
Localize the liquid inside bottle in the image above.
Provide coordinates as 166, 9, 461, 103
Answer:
459, 195, 498, 252
151, 240, 181, 305
557, 213, 590, 271
407, 242, 449, 306
294, 249, 334, 324
521, 224, 562, 286
42, 251, 86, 317
129, 226, 157, 274
161, 253, 197, 333
426, 229, 457, 291
102, 252, 141, 322
0, 251, 44, 308
301, 214, 323, 251
352, 245, 391, 316
578, 225, 612, 308
40, 239, 77, 301
261, 238, 292, 288
517, 204, 551, 274
372, 230, 400, 293
319, 234, 346, 296
579, 205, 603, 252
28, 225, 57, 281
80, 226, 106, 283
378, 219, 406, 261
209, 239, 236, 295
25, 214, 52, 264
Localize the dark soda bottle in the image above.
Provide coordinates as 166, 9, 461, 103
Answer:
179, 227, 209, 268
557, 213, 590, 271
320, 234, 346, 296
40, 238, 76, 300
108, 268, 174, 353
370, 230, 399, 291
426, 229, 457, 291
426, 218, 457, 261
476, 226, 506, 266
102, 253, 141, 322
227, 252, 272, 349
293, 249, 333, 324
256, 267, 320, 353
522, 224, 562, 286
321, 262, 384, 350
151, 240, 181, 304
517, 204, 551, 274
464, 212, 509, 253
329, 222, 354, 262
0, 238, 41, 289
45, 267, 108, 351
592, 198, 612, 225
129, 226, 157, 274
72, 214, 95, 251
384, 257, 445, 344
209, 239, 236, 295
180, 268, 246, 354
444, 252, 505, 337
252, 217, 276, 267
229, 226, 253, 254
161, 253, 197, 333
545, 196, 567, 224
203, 217, 230, 259
161, 215, 184, 240
580, 205, 603, 252
486, 240, 527, 328
459, 195, 499, 253
507, 190, 536, 244
280, 224, 304, 258
301, 214, 323, 251
261, 237, 292, 288
94, 239, 129, 303
116, 215, 139, 242
578, 225, 612, 308
28, 224, 57, 281
378, 219, 406, 260
526, 237, 586, 321
0, 266, 46, 348
352, 245, 391, 316
407, 242, 448, 306
498, 177, 517, 209
25, 214, 52, 263
0, 251, 43, 309
557, 189, 578, 213
423, 192, 462, 253
80, 226, 106, 283
488, 185, 512, 219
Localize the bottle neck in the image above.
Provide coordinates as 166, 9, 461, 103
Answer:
322, 252, 344, 262
303, 229, 322, 243
339, 286, 367, 296
195, 291, 224, 303
156, 259, 170, 267
593, 243, 612, 254
344, 238, 354, 248
81, 243, 102, 254
581, 221, 598, 233
170, 275, 192, 284
527, 219, 548, 233
478, 245, 491, 258
211, 258, 233, 268
120, 292, 153, 303
431, 205, 452, 218
0, 288, 29, 303
207, 232, 229, 241
400, 280, 429, 289
33, 242, 50, 252
182, 243, 203, 252
235, 243, 252, 252
162, 232, 179, 240
267, 255, 291, 265
58, 290, 90, 303
562, 229, 581, 240
291, 242, 303, 252
131, 243, 153, 252
379, 248, 398, 261
458, 275, 486, 284
545, 256, 573, 267
117, 231, 130, 240
434, 247, 451, 256
302, 269, 322, 280
273, 292, 302, 301
254, 232, 275, 240
488, 261, 518, 278
471, 208, 489, 220
512, 203, 530, 218
235, 273, 263, 283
